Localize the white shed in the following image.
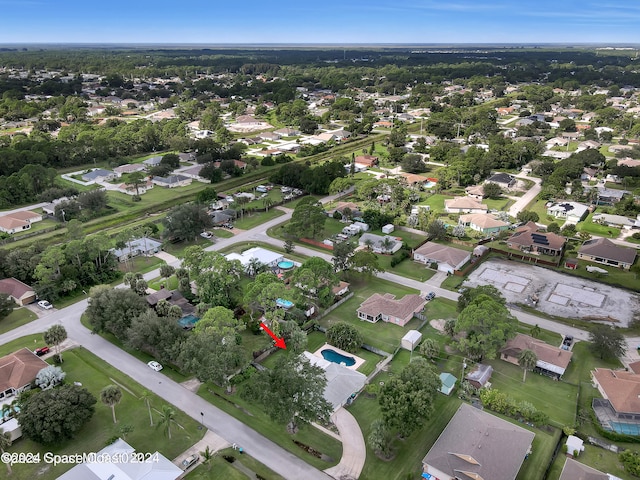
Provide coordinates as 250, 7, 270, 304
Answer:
401, 330, 422, 351
382, 224, 395, 234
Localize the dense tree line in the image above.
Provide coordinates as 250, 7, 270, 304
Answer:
269, 159, 346, 195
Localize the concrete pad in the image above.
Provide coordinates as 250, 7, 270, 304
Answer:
548, 294, 569, 306
173, 430, 230, 469
505, 282, 526, 293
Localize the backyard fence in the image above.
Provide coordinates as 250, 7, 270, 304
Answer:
316, 293, 354, 320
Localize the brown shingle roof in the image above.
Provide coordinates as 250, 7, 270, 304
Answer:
459, 213, 509, 230
501, 334, 573, 371
413, 242, 470, 268
0, 348, 48, 393
0, 278, 34, 300
6, 210, 40, 221
357, 293, 426, 320
559, 458, 608, 480
578, 237, 637, 265
592, 368, 640, 414
0, 216, 28, 230
444, 197, 488, 211
507, 222, 566, 251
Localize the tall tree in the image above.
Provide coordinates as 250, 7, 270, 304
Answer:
457, 285, 506, 312
455, 294, 517, 360
18, 384, 96, 445
0, 427, 12, 476
242, 355, 331, 433
287, 198, 326, 239
589, 325, 627, 360
140, 390, 154, 426
44, 324, 67, 362
518, 349, 538, 382
326, 322, 363, 353
156, 405, 176, 439
379, 357, 441, 437
86, 286, 148, 339
162, 203, 213, 242
100, 385, 123, 424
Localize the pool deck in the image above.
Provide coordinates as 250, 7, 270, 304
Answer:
312, 343, 366, 371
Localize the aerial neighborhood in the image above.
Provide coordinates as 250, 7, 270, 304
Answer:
1, 45, 640, 480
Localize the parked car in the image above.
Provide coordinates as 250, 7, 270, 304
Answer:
37, 300, 53, 310
200, 231, 212, 239
147, 361, 163, 371
222, 223, 234, 229
425, 292, 436, 301
34, 346, 50, 356
181, 454, 199, 470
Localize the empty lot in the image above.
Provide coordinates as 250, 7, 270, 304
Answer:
464, 258, 640, 326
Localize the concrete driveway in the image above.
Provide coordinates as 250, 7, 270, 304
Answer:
324, 408, 366, 480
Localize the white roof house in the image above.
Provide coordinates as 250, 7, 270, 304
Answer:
303, 352, 366, 410
225, 247, 285, 269
57, 438, 182, 480
546, 201, 589, 224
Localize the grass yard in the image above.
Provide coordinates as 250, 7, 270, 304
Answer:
423, 297, 458, 322
233, 209, 285, 230
0, 333, 46, 356
148, 274, 179, 291
211, 228, 234, 238
546, 444, 628, 480
117, 255, 164, 274
186, 447, 286, 479
483, 196, 515, 212
377, 255, 436, 282
319, 277, 420, 352
197, 382, 342, 471
577, 213, 621, 238
12, 218, 58, 237
163, 236, 212, 258
349, 382, 463, 480
6, 347, 205, 480
417, 193, 454, 212
551, 257, 640, 293
0, 307, 38, 335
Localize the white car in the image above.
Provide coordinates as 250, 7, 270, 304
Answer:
147, 361, 163, 372
37, 300, 53, 310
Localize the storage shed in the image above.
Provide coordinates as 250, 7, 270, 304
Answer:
401, 330, 422, 351
382, 224, 395, 234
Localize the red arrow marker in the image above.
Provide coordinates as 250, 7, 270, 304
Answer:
259, 322, 287, 349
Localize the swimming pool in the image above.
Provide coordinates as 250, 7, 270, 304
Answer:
610, 422, 640, 435
321, 348, 356, 367
278, 261, 294, 270
276, 298, 294, 309
178, 315, 200, 328
424, 181, 436, 188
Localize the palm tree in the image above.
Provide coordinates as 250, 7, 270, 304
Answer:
263, 197, 274, 212
0, 427, 12, 476
100, 385, 123, 424
518, 349, 538, 383
364, 238, 374, 251
44, 324, 67, 362
381, 237, 394, 253
157, 405, 176, 439
140, 389, 154, 426
530, 324, 541, 338
200, 446, 216, 471
235, 195, 249, 220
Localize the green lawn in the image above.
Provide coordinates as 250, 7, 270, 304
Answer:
186, 447, 286, 479
234, 209, 285, 230
211, 228, 234, 238
197, 381, 342, 471
483, 196, 515, 212
577, 213, 621, 238
377, 254, 436, 282
12, 218, 58, 237
6, 347, 205, 480
417, 193, 454, 212
148, 274, 179, 291
0, 307, 37, 335
319, 277, 420, 352
117, 255, 164, 274
163, 236, 212, 258
546, 444, 628, 480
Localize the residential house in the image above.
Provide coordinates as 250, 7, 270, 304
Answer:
577, 140, 601, 151
413, 242, 471, 274
464, 184, 486, 200
439, 373, 457, 396
0, 210, 43, 234
506, 222, 566, 256
213, 159, 247, 170
315, 132, 337, 143
113, 163, 146, 175
486, 172, 517, 190
224, 247, 284, 271
354, 155, 378, 168
180, 164, 207, 180
81, 168, 117, 183
274, 127, 300, 136
116, 179, 153, 196
500, 333, 573, 379
465, 363, 493, 389
42, 197, 71, 216
617, 158, 640, 168
258, 132, 281, 141
111, 238, 162, 263
211, 209, 236, 226
0, 278, 36, 306
578, 237, 637, 270
592, 213, 640, 229
594, 186, 629, 205
358, 233, 402, 254
57, 438, 183, 480
146, 289, 194, 316
142, 156, 163, 168
591, 367, 640, 432
459, 213, 510, 235
0, 348, 48, 400
444, 197, 488, 214
422, 403, 534, 480
558, 458, 615, 480
151, 174, 192, 188
398, 172, 430, 187
581, 167, 598, 181
331, 281, 350, 297
546, 201, 589, 224
357, 293, 426, 327
302, 352, 366, 410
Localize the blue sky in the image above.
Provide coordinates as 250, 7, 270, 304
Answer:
1, 1, 639, 44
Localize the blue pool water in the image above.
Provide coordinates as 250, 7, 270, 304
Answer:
321, 348, 356, 367
278, 261, 294, 270
178, 315, 200, 328
610, 422, 640, 435
424, 181, 436, 188
276, 298, 294, 309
